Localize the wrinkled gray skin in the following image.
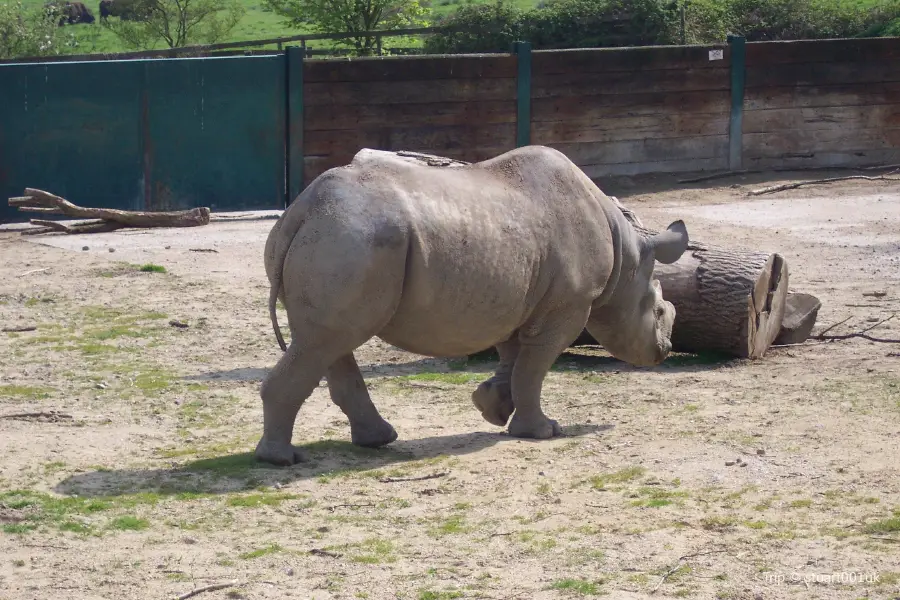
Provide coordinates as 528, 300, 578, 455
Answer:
258, 145, 689, 466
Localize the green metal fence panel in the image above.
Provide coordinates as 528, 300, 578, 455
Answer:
143, 55, 286, 212
0, 60, 144, 223
0, 54, 286, 224
285, 46, 305, 205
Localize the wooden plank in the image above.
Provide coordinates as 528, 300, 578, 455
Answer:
746, 61, 900, 89
580, 156, 728, 178
743, 104, 900, 134
532, 113, 729, 145
304, 54, 516, 83
305, 100, 516, 131
744, 127, 900, 157
746, 38, 900, 66
533, 90, 730, 122
304, 123, 517, 157
532, 45, 730, 75
532, 67, 729, 98
304, 78, 516, 106
744, 83, 900, 110
745, 149, 900, 170
550, 135, 728, 166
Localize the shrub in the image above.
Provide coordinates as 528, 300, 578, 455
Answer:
425, 0, 526, 54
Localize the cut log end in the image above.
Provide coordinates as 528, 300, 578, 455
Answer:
744, 252, 790, 359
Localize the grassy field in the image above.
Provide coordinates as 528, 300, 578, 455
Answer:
17, 0, 541, 56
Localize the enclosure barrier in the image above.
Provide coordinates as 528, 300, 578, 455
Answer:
2, 36, 899, 222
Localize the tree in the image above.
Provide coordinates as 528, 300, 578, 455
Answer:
102, 0, 245, 49
0, 0, 71, 58
263, 0, 430, 56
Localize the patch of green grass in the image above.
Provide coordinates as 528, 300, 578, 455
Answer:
108, 516, 149, 531
58, 520, 94, 534
429, 514, 469, 537
0, 384, 53, 400
630, 487, 689, 508
347, 537, 396, 564
418, 590, 463, 600
398, 371, 483, 385
138, 264, 167, 273
663, 351, 732, 366
743, 520, 768, 530
877, 572, 900, 586
225, 492, 301, 508
790, 499, 813, 509
589, 466, 646, 490
550, 578, 603, 595
239, 543, 285, 560
863, 517, 900, 534
701, 516, 737, 530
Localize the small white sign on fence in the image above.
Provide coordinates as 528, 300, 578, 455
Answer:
709, 49, 724, 61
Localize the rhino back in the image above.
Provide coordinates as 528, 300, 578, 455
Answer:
295, 147, 620, 354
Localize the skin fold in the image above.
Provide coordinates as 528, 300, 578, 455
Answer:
258, 145, 689, 466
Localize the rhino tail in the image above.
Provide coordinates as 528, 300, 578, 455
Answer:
269, 279, 287, 352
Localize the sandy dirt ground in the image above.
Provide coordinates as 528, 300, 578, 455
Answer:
1, 170, 899, 600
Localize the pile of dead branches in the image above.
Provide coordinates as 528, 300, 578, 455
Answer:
8, 188, 210, 235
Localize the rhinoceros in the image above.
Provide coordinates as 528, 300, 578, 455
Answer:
257, 145, 688, 465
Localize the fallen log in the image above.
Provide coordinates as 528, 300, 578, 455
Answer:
773, 292, 822, 346
9, 188, 210, 234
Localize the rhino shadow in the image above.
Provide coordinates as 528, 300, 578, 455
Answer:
183, 348, 733, 384
53, 424, 609, 499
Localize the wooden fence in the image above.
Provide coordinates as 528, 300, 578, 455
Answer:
2, 36, 900, 223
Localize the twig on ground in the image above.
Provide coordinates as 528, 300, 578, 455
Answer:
816, 316, 852, 337
0, 411, 73, 421
863, 163, 900, 170
378, 471, 449, 483
869, 535, 899, 542
2, 326, 37, 332
863, 291, 888, 298
309, 548, 342, 558
326, 503, 376, 512
175, 581, 240, 600
678, 170, 759, 183
813, 314, 900, 343
17, 267, 50, 277
490, 532, 514, 537
189, 248, 218, 253
748, 173, 900, 196
651, 548, 729, 594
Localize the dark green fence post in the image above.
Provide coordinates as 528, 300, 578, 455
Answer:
727, 35, 746, 171
286, 45, 305, 206
513, 41, 532, 148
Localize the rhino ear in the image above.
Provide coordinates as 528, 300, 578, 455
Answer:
649, 220, 689, 264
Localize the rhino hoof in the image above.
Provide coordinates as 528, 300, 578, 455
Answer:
255, 439, 306, 466
351, 419, 398, 448
472, 380, 514, 427
508, 416, 562, 439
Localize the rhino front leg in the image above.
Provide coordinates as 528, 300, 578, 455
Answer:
471, 338, 519, 427
507, 306, 590, 439
327, 353, 398, 448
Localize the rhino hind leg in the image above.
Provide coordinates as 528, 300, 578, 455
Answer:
471, 338, 519, 427
327, 353, 397, 448
506, 306, 591, 439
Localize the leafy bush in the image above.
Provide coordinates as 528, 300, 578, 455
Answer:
523, 0, 681, 49
0, 0, 71, 58
424, 1, 525, 54
426, 0, 900, 53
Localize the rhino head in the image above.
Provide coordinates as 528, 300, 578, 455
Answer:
586, 220, 688, 367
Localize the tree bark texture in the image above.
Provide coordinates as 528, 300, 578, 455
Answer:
9, 188, 210, 234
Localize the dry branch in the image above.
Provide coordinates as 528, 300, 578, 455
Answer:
748, 173, 899, 196
9, 188, 210, 235
378, 471, 449, 483
2, 326, 37, 333
651, 547, 729, 594
812, 314, 900, 343
175, 581, 240, 600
